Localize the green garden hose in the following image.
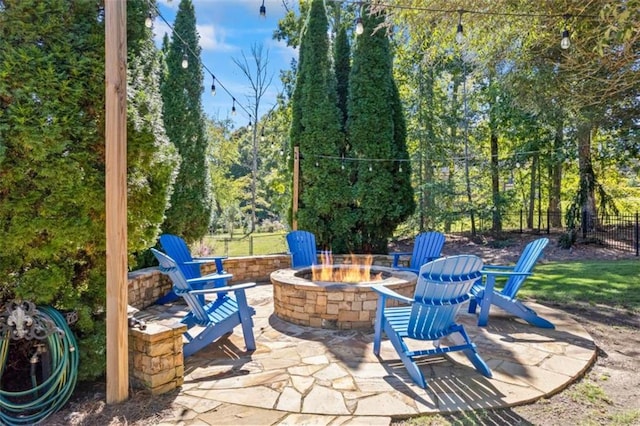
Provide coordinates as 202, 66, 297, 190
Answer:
0, 305, 79, 425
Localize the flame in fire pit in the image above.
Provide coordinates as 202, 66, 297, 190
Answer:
311, 252, 383, 283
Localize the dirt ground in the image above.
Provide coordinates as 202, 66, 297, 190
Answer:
45, 233, 640, 425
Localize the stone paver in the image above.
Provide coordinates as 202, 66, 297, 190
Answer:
147, 284, 596, 425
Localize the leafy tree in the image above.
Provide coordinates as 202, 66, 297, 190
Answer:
289, 0, 353, 252
232, 43, 273, 232
348, 7, 414, 252
0, 0, 178, 379
160, 0, 212, 243
333, 24, 350, 133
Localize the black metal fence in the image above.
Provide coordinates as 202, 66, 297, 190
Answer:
454, 210, 639, 256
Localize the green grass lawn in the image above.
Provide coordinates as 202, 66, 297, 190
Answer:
201, 232, 288, 257
519, 260, 640, 312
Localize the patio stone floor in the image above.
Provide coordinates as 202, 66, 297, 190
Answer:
138, 283, 597, 425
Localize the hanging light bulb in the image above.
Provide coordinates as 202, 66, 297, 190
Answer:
399, 163, 403, 172
248, 120, 253, 130
455, 10, 465, 44
145, 12, 153, 28
561, 28, 570, 49
369, 163, 373, 172
231, 98, 237, 116
259, 0, 266, 18
181, 53, 188, 69
260, 128, 265, 142
210, 75, 216, 96
355, 17, 364, 35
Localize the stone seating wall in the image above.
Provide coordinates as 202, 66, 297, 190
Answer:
127, 253, 396, 394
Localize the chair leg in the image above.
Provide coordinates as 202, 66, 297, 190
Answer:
373, 295, 387, 356
457, 327, 492, 378
385, 323, 427, 388
467, 298, 478, 314
496, 299, 555, 329
235, 290, 256, 350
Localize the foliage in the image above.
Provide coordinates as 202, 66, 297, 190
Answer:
290, 0, 353, 253
160, 0, 212, 244
347, 7, 414, 252
0, 0, 177, 379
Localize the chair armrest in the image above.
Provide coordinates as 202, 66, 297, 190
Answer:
481, 270, 531, 278
391, 252, 412, 268
482, 265, 514, 270
194, 255, 227, 261
372, 284, 413, 304
189, 282, 256, 295
186, 272, 233, 287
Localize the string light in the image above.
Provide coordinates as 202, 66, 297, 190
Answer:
145, 12, 153, 28
355, 17, 364, 35
248, 119, 253, 130
210, 74, 216, 96
259, 0, 266, 18
150, 1, 254, 120
455, 10, 465, 44
561, 14, 571, 49
260, 128, 265, 142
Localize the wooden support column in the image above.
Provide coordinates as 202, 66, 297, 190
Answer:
292, 146, 299, 230
105, 0, 128, 404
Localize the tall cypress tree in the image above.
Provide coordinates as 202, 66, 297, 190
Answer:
161, 0, 212, 243
289, 0, 353, 252
127, 0, 180, 252
333, 25, 350, 134
347, 8, 414, 253
0, 0, 179, 379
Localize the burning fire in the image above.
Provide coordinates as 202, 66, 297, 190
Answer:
311, 252, 383, 283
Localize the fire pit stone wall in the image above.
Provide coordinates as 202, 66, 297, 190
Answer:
271, 262, 417, 330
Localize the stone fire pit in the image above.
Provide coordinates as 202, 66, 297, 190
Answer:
270, 264, 417, 330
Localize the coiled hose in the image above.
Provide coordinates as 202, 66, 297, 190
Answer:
0, 306, 79, 425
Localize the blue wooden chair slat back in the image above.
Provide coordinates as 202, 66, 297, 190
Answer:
409, 232, 446, 270
502, 238, 549, 298
286, 230, 318, 268
408, 255, 483, 339
151, 248, 209, 322
159, 234, 201, 279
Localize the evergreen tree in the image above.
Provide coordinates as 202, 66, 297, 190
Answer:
0, 0, 178, 379
160, 0, 212, 243
289, 0, 353, 252
347, 8, 414, 253
333, 25, 350, 134
127, 0, 180, 253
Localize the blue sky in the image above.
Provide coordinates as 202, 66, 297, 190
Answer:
154, 0, 297, 129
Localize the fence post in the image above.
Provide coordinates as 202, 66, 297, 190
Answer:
635, 212, 640, 256
546, 210, 550, 234
519, 209, 523, 233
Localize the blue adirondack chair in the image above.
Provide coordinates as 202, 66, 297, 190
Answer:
286, 230, 327, 268
373, 255, 492, 388
468, 237, 553, 328
391, 231, 446, 274
157, 234, 230, 304
151, 248, 256, 357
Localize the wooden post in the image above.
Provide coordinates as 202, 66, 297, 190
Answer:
105, 0, 128, 404
292, 146, 299, 230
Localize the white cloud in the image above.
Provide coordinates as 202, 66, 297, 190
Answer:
197, 24, 236, 52
152, 20, 172, 46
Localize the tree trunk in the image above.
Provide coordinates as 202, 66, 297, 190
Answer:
548, 120, 563, 227
490, 131, 501, 231
527, 154, 538, 229
577, 121, 597, 230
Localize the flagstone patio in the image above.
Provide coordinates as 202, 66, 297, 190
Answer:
136, 282, 596, 425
